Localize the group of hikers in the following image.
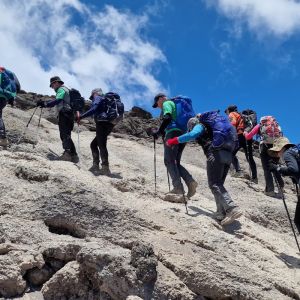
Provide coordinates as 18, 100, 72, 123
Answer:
0, 67, 299, 232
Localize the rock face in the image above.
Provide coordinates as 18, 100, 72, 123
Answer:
0, 97, 299, 299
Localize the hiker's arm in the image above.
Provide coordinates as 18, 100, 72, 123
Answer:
80, 96, 103, 119
244, 124, 259, 140
279, 150, 299, 177
158, 113, 172, 134
229, 112, 237, 127
178, 124, 205, 143
45, 88, 65, 108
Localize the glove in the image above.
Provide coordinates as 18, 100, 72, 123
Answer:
268, 161, 280, 172
151, 128, 160, 140
36, 100, 45, 108
166, 137, 179, 147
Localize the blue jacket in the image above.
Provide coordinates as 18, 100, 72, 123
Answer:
80, 95, 106, 120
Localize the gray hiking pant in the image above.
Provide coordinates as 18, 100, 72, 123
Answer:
207, 149, 236, 214
164, 130, 194, 190
0, 99, 7, 139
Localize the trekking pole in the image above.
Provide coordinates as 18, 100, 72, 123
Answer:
273, 173, 300, 253
76, 111, 81, 165
15, 107, 38, 146
154, 137, 157, 195
167, 170, 171, 192
33, 108, 43, 148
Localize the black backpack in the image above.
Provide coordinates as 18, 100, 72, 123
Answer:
241, 109, 257, 132
68, 88, 85, 113
104, 92, 124, 124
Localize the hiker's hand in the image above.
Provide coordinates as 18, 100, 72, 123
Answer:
151, 128, 160, 140
36, 100, 45, 108
8, 98, 14, 107
166, 137, 179, 147
268, 161, 279, 172
75, 112, 81, 124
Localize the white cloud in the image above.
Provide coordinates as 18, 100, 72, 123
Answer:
0, 0, 166, 108
206, 0, 300, 38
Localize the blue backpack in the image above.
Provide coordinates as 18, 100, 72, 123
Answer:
199, 111, 237, 150
172, 96, 195, 132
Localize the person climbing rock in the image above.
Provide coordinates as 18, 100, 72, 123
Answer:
225, 105, 258, 183
166, 113, 242, 226
244, 115, 284, 198
151, 93, 198, 201
77, 88, 124, 176
37, 76, 79, 163
268, 137, 300, 234
0, 67, 20, 147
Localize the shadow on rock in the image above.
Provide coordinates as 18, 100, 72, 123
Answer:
276, 253, 300, 268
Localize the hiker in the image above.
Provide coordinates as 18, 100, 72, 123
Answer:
151, 93, 198, 199
76, 88, 124, 176
268, 137, 300, 234
36, 76, 78, 162
244, 116, 284, 198
0, 67, 20, 147
225, 105, 258, 183
166, 112, 242, 225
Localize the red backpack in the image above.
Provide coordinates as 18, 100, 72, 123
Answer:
260, 116, 282, 144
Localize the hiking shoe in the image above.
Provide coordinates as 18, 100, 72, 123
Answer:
164, 193, 185, 203
71, 154, 79, 163
187, 180, 198, 198
251, 178, 258, 184
58, 151, 73, 162
99, 165, 111, 176
221, 207, 243, 226
213, 211, 226, 221
0, 138, 8, 147
89, 164, 100, 175
168, 187, 185, 195
264, 191, 282, 199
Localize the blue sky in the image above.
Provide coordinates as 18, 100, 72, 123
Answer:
1, 0, 299, 141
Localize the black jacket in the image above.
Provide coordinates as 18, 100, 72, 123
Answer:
280, 146, 300, 181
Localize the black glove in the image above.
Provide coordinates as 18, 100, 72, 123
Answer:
268, 161, 280, 172
36, 100, 45, 108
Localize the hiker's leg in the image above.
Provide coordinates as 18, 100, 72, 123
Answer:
0, 100, 7, 139
176, 142, 194, 185
164, 132, 183, 190
232, 142, 242, 172
97, 122, 114, 166
90, 135, 99, 165
260, 143, 274, 192
207, 151, 236, 213
246, 139, 257, 180
58, 112, 76, 154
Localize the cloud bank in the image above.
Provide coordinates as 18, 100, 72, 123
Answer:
0, 0, 166, 107
206, 0, 300, 38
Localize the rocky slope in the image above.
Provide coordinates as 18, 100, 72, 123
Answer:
0, 94, 299, 300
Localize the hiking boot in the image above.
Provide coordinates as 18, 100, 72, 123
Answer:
213, 211, 225, 221
187, 180, 198, 198
168, 187, 184, 195
0, 138, 8, 147
264, 191, 282, 199
221, 207, 243, 226
164, 193, 185, 203
71, 154, 79, 163
251, 178, 258, 184
89, 163, 100, 175
58, 151, 73, 162
99, 165, 111, 176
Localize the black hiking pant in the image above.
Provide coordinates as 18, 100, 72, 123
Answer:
207, 149, 236, 215
90, 122, 114, 166
0, 99, 7, 139
232, 134, 257, 179
164, 130, 194, 190
58, 111, 76, 155
295, 196, 300, 234
260, 143, 284, 192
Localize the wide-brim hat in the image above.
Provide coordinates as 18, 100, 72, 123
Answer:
89, 88, 103, 100
268, 137, 294, 153
152, 93, 166, 108
49, 76, 64, 87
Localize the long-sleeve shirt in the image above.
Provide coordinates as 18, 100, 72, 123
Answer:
80, 95, 105, 119
177, 124, 205, 143
46, 87, 67, 108
244, 124, 260, 140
